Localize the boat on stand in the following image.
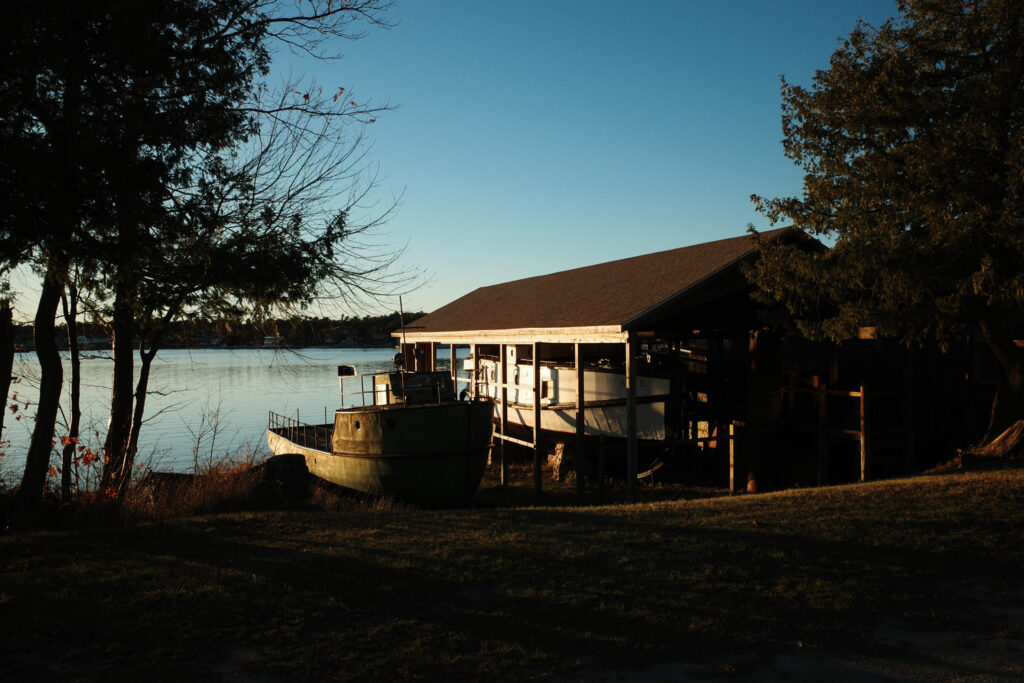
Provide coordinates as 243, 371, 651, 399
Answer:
472, 348, 672, 440
267, 366, 494, 507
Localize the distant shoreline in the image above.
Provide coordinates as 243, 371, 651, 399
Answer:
14, 344, 401, 354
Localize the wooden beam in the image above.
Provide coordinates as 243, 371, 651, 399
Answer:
533, 342, 542, 499
575, 342, 585, 496
625, 331, 638, 503
494, 433, 534, 448
860, 384, 870, 482
527, 394, 671, 410
393, 325, 627, 346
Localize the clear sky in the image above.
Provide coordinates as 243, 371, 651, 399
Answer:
284, 0, 901, 316
12, 0, 902, 321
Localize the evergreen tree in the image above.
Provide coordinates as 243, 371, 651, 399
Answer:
750, 0, 1024, 441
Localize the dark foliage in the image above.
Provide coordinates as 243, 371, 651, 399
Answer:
750, 0, 1024, 441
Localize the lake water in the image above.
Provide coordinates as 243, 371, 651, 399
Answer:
2, 347, 457, 479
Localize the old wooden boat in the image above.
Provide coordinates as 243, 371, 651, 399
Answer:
267, 369, 494, 507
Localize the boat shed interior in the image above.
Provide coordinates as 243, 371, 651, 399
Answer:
395, 228, 986, 500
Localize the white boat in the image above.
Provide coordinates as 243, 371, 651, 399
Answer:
472, 348, 670, 440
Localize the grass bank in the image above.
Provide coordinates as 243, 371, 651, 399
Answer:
2, 465, 1023, 681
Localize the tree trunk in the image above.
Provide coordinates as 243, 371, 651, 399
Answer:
119, 336, 159, 499
978, 315, 1024, 443
100, 282, 135, 491
0, 300, 14, 450
16, 264, 64, 525
60, 282, 81, 501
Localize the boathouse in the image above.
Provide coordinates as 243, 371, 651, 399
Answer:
395, 228, 980, 499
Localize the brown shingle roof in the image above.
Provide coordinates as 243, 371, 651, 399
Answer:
410, 227, 792, 333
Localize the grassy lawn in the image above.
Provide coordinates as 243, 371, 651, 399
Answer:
2, 464, 1023, 681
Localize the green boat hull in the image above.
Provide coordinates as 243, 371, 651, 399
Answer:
267, 400, 494, 507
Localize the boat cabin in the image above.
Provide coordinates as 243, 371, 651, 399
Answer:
338, 364, 458, 408
372, 371, 456, 406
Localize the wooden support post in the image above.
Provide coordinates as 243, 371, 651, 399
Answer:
575, 342, 585, 496
471, 344, 478, 399
816, 379, 828, 486
965, 334, 974, 444
533, 342, 542, 499
904, 351, 915, 474
625, 331, 638, 503
729, 422, 736, 493
860, 384, 870, 482
449, 344, 456, 385
598, 435, 607, 503
500, 343, 508, 488
402, 343, 415, 372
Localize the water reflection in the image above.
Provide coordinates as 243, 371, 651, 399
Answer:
3, 347, 449, 474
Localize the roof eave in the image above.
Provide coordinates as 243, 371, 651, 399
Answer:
393, 325, 626, 345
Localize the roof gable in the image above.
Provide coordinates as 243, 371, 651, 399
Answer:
408, 227, 792, 335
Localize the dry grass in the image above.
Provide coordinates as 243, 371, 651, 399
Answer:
123, 464, 266, 521
1, 464, 1023, 681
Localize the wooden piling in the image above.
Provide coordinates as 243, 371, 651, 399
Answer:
816, 379, 828, 486
625, 332, 638, 503
500, 343, 508, 488
729, 422, 736, 493
533, 342, 542, 499
859, 384, 870, 482
471, 344, 478, 399
903, 351, 915, 474
448, 343, 456, 385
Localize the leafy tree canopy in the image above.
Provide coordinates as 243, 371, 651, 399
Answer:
750, 0, 1024, 438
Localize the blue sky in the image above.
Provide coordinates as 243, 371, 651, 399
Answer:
275, 0, 901, 315
12, 0, 902, 321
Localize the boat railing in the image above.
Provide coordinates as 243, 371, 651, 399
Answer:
267, 411, 332, 451
340, 372, 384, 407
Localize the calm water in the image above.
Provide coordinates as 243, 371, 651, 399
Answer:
2, 347, 454, 476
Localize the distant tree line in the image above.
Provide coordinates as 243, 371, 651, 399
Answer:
8, 311, 425, 350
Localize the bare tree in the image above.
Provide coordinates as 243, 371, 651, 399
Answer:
101, 77, 411, 495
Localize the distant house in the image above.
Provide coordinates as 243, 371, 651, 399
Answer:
395, 228, 975, 498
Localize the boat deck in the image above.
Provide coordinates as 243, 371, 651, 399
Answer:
267, 412, 332, 452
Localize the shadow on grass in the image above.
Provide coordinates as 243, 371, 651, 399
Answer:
3, 469, 1023, 680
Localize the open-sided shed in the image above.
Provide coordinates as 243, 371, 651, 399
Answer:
394, 228, 809, 500
395, 225, 981, 500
